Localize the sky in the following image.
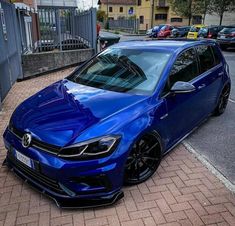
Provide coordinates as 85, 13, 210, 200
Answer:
77, 0, 98, 10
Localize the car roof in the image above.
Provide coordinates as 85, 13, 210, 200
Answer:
114, 39, 216, 52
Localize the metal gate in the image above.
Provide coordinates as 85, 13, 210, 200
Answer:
0, 1, 22, 106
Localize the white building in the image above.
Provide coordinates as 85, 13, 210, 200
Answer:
36, 0, 77, 8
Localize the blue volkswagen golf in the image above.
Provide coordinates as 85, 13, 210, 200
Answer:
3, 40, 231, 208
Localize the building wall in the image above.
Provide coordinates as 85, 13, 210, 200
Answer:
100, 4, 135, 20
205, 12, 235, 26
100, 0, 193, 31
136, 0, 151, 31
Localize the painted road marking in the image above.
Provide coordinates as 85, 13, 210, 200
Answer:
229, 98, 235, 104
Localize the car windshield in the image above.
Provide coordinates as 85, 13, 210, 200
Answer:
160, 26, 167, 31
152, 26, 159, 31
199, 28, 208, 34
189, 26, 200, 32
67, 48, 171, 95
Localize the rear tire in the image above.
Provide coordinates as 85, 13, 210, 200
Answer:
213, 85, 230, 116
124, 132, 162, 185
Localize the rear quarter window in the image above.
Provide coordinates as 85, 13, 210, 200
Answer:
196, 45, 215, 73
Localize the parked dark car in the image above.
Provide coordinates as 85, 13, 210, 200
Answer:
157, 25, 175, 38
150, 24, 165, 38
3, 40, 230, 208
198, 25, 225, 39
171, 26, 191, 38
217, 26, 235, 50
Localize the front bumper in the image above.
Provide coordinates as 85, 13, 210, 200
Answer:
3, 128, 125, 208
3, 157, 123, 208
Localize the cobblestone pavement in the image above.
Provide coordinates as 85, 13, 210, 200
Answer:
0, 68, 235, 226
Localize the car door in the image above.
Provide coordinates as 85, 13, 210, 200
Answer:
155, 48, 204, 149
194, 44, 224, 117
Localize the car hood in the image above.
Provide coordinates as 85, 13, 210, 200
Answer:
11, 79, 147, 147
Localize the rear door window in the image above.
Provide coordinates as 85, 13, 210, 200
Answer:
197, 45, 215, 73
211, 46, 221, 66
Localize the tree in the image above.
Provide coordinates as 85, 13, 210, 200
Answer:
200, 0, 211, 24
169, 0, 204, 25
97, 10, 106, 22
209, 0, 235, 25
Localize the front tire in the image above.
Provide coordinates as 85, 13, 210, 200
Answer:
213, 85, 230, 116
124, 132, 162, 185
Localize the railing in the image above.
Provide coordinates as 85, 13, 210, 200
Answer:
156, 0, 169, 8
15, 7, 97, 53
108, 19, 139, 33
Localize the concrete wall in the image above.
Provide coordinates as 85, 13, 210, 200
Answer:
205, 13, 235, 26
22, 48, 94, 78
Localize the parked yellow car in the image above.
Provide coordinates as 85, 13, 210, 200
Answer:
187, 25, 205, 39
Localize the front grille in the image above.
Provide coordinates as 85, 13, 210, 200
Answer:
9, 126, 61, 155
7, 152, 65, 195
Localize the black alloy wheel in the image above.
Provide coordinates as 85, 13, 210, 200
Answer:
214, 85, 230, 116
124, 132, 162, 185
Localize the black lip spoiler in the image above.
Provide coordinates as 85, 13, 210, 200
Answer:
3, 157, 124, 209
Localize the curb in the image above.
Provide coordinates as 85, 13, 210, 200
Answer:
183, 141, 235, 194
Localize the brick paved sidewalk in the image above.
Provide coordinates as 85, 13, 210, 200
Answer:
0, 68, 235, 226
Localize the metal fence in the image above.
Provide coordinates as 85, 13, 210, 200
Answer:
16, 7, 97, 53
108, 19, 139, 34
0, 1, 22, 108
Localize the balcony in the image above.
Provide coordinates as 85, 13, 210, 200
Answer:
156, 0, 169, 8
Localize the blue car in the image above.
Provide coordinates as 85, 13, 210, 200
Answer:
3, 40, 231, 208
150, 24, 165, 38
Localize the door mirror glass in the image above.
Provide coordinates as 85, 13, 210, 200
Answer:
170, 81, 196, 94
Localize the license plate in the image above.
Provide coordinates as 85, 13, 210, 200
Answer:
15, 150, 32, 168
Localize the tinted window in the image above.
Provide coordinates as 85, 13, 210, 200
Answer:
197, 45, 215, 73
211, 46, 221, 65
68, 48, 171, 95
162, 48, 198, 95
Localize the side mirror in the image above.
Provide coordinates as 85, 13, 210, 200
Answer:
170, 81, 196, 94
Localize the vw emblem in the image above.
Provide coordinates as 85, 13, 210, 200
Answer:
22, 133, 32, 148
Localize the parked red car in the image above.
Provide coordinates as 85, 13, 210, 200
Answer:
157, 25, 175, 38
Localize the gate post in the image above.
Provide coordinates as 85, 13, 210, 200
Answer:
91, 7, 97, 53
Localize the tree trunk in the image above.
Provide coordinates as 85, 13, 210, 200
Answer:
219, 13, 223, 25
188, 15, 191, 26
188, 0, 192, 25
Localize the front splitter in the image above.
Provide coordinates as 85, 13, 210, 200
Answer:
3, 158, 124, 208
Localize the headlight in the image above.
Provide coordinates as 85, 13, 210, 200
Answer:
58, 135, 121, 160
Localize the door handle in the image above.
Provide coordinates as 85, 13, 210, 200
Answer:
198, 84, 206, 90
